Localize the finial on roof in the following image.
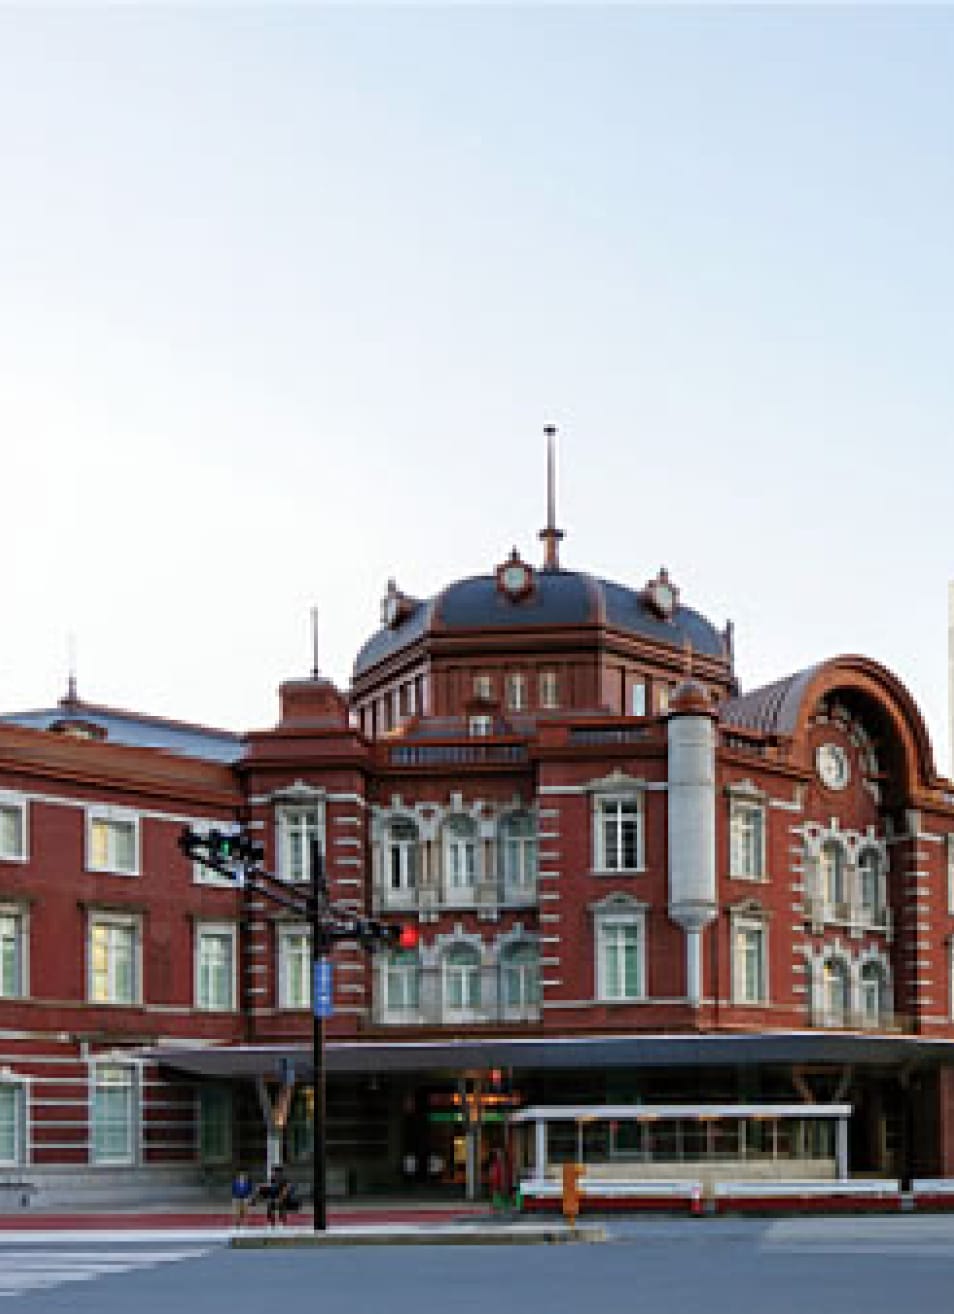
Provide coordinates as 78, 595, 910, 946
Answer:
538, 423, 565, 571
310, 606, 321, 679
65, 632, 78, 707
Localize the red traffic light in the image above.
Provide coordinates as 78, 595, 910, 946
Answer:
396, 924, 419, 950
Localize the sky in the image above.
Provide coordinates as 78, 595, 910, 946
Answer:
1, 5, 952, 771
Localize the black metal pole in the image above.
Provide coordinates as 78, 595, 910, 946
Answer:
311, 837, 328, 1232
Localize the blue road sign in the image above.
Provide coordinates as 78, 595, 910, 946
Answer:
313, 957, 333, 1018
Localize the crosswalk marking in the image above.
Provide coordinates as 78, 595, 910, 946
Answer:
0, 1247, 210, 1300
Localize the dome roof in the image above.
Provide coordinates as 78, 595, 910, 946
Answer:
353, 566, 727, 678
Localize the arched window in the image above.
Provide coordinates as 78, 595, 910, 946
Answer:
821, 842, 846, 910
445, 816, 478, 891
443, 942, 481, 1015
387, 817, 419, 894
858, 849, 882, 923
500, 941, 540, 1014
499, 812, 537, 892
860, 961, 887, 1025
384, 950, 420, 1015
823, 958, 850, 1024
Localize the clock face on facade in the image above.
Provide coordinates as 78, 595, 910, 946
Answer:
816, 743, 850, 791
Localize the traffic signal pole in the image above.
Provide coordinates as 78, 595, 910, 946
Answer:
178, 824, 418, 1235
311, 836, 328, 1233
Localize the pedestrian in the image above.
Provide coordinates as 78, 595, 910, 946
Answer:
262, 1165, 294, 1226
231, 1171, 253, 1228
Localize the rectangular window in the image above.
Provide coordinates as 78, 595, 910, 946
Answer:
0, 912, 25, 999
656, 684, 670, 714
729, 801, 765, 880
631, 682, 647, 718
385, 951, 420, 1014
469, 715, 493, 738
89, 917, 138, 1005
92, 1064, 136, 1165
506, 673, 527, 712
196, 926, 236, 1011
278, 926, 311, 1010
539, 672, 559, 710
733, 920, 767, 1004
473, 674, 493, 700
0, 798, 26, 862
199, 1086, 232, 1164
87, 810, 138, 875
0, 1084, 23, 1165
597, 797, 641, 872
598, 918, 644, 1001
277, 805, 324, 883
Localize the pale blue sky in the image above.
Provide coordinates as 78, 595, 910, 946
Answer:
1, 6, 952, 768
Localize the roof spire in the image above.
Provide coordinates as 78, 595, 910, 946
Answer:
65, 632, 78, 706
539, 423, 565, 571
310, 606, 321, 679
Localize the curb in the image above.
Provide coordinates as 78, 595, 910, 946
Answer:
230, 1225, 607, 1249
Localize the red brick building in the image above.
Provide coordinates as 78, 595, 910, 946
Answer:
2, 504, 954, 1203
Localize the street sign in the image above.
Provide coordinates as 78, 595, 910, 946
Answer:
313, 957, 333, 1018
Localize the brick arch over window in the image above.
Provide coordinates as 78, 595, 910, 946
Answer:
722, 656, 937, 800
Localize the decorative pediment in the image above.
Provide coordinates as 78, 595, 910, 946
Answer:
586, 769, 647, 795
271, 780, 326, 804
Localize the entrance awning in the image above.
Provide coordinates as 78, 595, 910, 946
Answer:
143, 1030, 954, 1081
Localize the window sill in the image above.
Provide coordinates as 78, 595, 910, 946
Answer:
728, 872, 768, 883
597, 994, 647, 1005
86, 867, 140, 879
590, 868, 644, 879
0, 854, 28, 866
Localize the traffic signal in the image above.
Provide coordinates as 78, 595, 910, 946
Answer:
395, 923, 419, 950
178, 826, 263, 871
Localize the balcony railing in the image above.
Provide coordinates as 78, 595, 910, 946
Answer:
373, 877, 538, 916
387, 742, 528, 767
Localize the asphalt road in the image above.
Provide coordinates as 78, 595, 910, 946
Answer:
7, 1217, 954, 1313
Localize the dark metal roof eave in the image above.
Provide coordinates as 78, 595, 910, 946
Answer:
145, 1032, 954, 1081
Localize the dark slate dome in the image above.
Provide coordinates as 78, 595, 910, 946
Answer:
353, 567, 727, 678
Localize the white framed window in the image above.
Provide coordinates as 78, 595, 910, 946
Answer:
0, 909, 27, 999
858, 848, 884, 923
195, 923, 236, 1011
732, 917, 767, 1005
473, 674, 493, 700
821, 841, 846, 912
91, 1063, 137, 1165
278, 924, 311, 1010
506, 673, 527, 712
499, 811, 537, 893
0, 1082, 26, 1166
594, 795, 642, 873
596, 911, 646, 1002
469, 715, 494, 738
822, 957, 850, 1025
276, 804, 324, 883
500, 941, 540, 1015
859, 961, 888, 1026
88, 915, 139, 1006
386, 817, 419, 897
631, 681, 647, 717
729, 800, 765, 880
199, 1086, 232, 1163
0, 795, 27, 863
443, 942, 482, 1017
539, 671, 559, 710
444, 815, 478, 892
384, 950, 420, 1016
86, 808, 139, 876
656, 684, 670, 714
